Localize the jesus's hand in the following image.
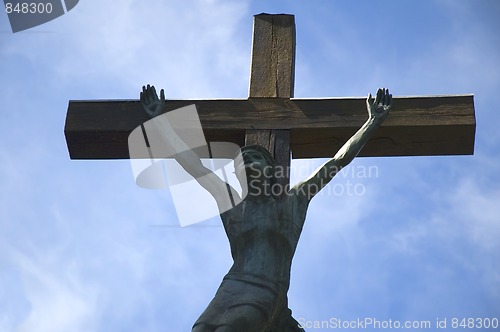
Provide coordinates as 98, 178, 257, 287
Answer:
140, 85, 165, 118
366, 88, 392, 122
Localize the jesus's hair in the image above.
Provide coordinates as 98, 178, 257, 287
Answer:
240, 145, 276, 168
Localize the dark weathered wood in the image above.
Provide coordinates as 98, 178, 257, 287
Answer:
249, 14, 295, 98
63, 13, 475, 162
245, 129, 291, 189
64, 95, 476, 159
246, 14, 295, 187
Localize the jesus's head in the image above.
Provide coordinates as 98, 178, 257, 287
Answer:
234, 145, 276, 190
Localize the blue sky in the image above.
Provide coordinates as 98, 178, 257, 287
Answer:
1, 0, 499, 331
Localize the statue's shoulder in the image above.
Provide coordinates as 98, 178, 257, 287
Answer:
283, 187, 310, 207
277, 192, 309, 218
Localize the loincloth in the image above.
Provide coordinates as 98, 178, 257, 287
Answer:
193, 272, 288, 328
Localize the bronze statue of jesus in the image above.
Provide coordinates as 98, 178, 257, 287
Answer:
140, 85, 392, 332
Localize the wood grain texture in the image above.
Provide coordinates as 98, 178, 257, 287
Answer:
64, 95, 476, 159
249, 14, 295, 98
245, 129, 291, 189
246, 14, 295, 186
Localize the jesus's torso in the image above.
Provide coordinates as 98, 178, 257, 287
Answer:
221, 193, 309, 289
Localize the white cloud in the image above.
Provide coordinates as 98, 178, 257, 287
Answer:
289, 152, 500, 320
7, 247, 100, 332
51, 0, 251, 98
446, 178, 500, 251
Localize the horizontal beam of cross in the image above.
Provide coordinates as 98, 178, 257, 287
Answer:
64, 95, 475, 159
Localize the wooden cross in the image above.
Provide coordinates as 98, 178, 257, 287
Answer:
64, 13, 476, 189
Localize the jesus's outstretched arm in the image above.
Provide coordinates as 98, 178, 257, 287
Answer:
291, 88, 392, 201
140, 85, 241, 209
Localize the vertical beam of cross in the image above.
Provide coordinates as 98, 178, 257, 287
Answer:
246, 14, 295, 189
